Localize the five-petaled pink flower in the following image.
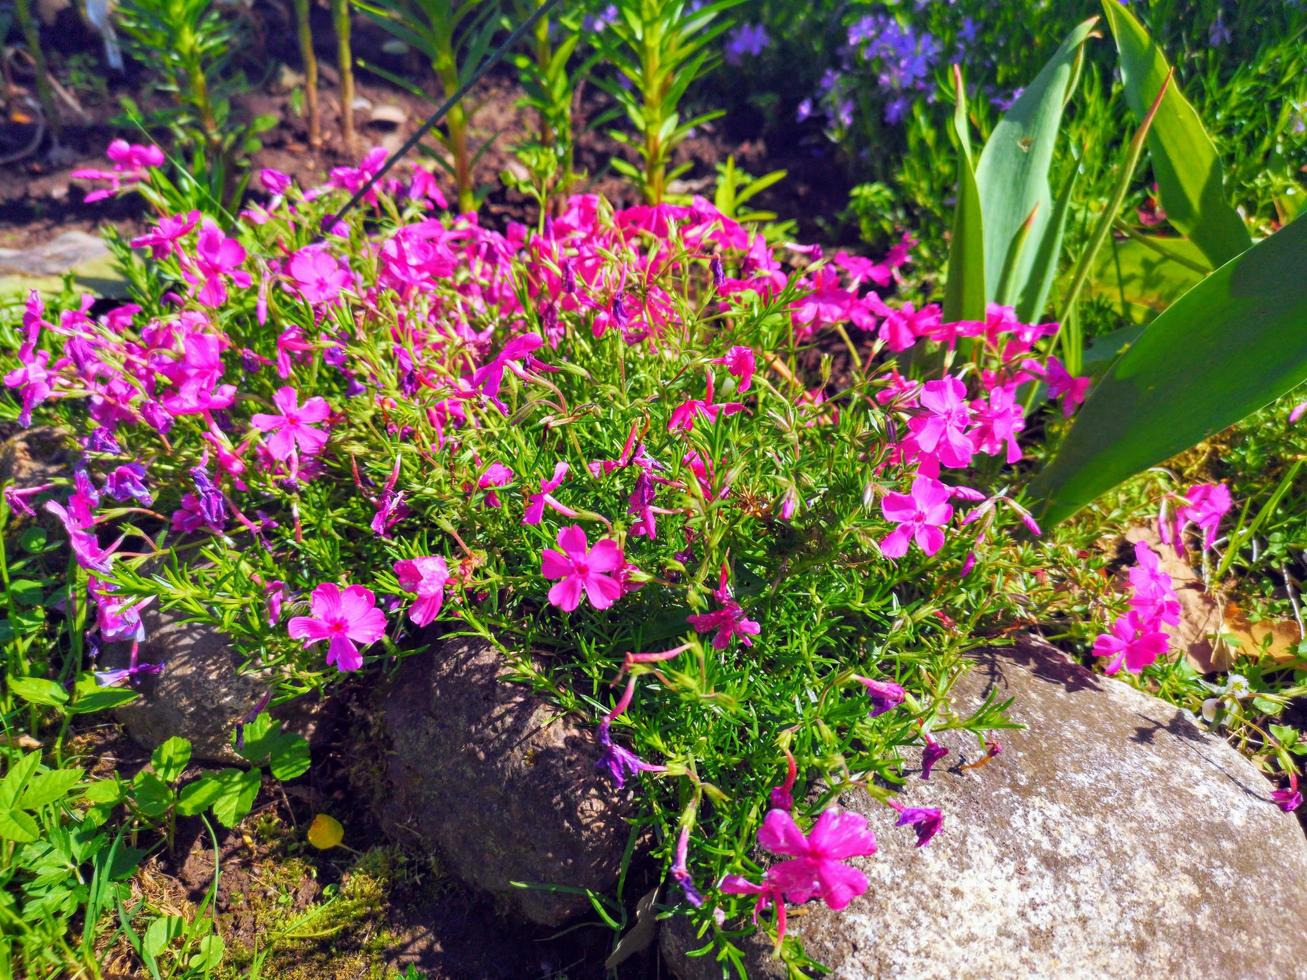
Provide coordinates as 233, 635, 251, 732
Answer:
184, 220, 251, 308
394, 556, 451, 627
288, 246, 353, 305
251, 386, 332, 461
541, 525, 627, 612
720, 806, 878, 937
907, 377, 975, 468
288, 582, 387, 672
1177, 483, 1232, 551
1093, 611, 1169, 675
713, 346, 757, 392
880, 475, 954, 558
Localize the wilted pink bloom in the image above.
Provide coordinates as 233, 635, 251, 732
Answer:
1093, 611, 1169, 675
920, 735, 949, 779
880, 475, 954, 558
182, 220, 251, 307
908, 377, 975, 468
288, 582, 387, 672
394, 556, 451, 627
44, 499, 115, 572
541, 525, 627, 612
260, 168, 292, 195
769, 747, 798, 810
287, 246, 352, 305
90, 577, 149, 642
669, 826, 704, 907
3, 483, 53, 517
265, 580, 286, 625
368, 457, 410, 538
713, 346, 757, 392
477, 461, 514, 508
890, 802, 943, 847
251, 387, 332, 461
853, 675, 906, 716
103, 463, 152, 505
523, 461, 576, 525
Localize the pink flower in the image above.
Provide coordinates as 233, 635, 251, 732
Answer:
1024, 355, 1090, 418
183, 220, 251, 307
288, 582, 387, 672
1127, 542, 1181, 627
251, 387, 332, 461
667, 371, 745, 433
44, 499, 115, 572
523, 461, 576, 525
713, 346, 757, 392
287, 246, 352, 305
739, 807, 878, 911
72, 139, 164, 201
970, 384, 1025, 464
920, 735, 949, 780
394, 556, 451, 627
541, 525, 627, 612
1093, 611, 1169, 675
907, 377, 975, 468
477, 461, 514, 508
880, 475, 954, 558
130, 211, 200, 259
688, 567, 760, 649
890, 803, 943, 847
1178, 483, 1232, 550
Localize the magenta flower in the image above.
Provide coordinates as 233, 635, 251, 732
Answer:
853, 675, 906, 716
251, 387, 332, 461
183, 220, 251, 307
1126, 542, 1181, 628
687, 600, 761, 649
920, 736, 949, 780
1179, 483, 1232, 550
288, 582, 387, 672
288, 246, 353, 305
130, 210, 200, 258
880, 474, 954, 558
713, 345, 757, 392
45, 499, 115, 572
667, 371, 745, 433
477, 461, 514, 508
523, 461, 577, 526
669, 826, 704, 907
369, 458, 410, 537
1026, 355, 1090, 418
394, 556, 451, 627
541, 525, 627, 612
970, 384, 1025, 464
1093, 611, 1169, 675
891, 803, 943, 847
907, 377, 975, 468
1271, 773, 1301, 813
748, 807, 878, 911
103, 463, 152, 505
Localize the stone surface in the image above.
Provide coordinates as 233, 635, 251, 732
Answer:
108, 608, 324, 763
662, 638, 1307, 979
0, 230, 122, 297
377, 637, 635, 927
0, 427, 71, 491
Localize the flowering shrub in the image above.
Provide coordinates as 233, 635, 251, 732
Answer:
0, 139, 1184, 962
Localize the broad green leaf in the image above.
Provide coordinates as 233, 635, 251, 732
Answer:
1085, 236, 1208, 323
131, 772, 174, 819
1031, 217, 1307, 525
942, 66, 986, 322
189, 933, 225, 972
18, 769, 83, 809
1019, 168, 1078, 323
150, 737, 191, 784
9, 676, 68, 707
176, 773, 229, 817
1101, 1, 1250, 266
143, 914, 185, 958
209, 768, 262, 828
975, 18, 1097, 317
0, 751, 42, 809
0, 809, 39, 842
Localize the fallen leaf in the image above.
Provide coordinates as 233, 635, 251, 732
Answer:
307, 813, 344, 850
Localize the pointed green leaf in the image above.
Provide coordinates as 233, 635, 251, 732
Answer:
9, 677, 68, 707
18, 768, 83, 809
942, 66, 986, 322
1101, 1, 1250, 266
975, 18, 1097, 314
1030, 218, 1307, 525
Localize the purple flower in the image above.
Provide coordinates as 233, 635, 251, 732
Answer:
1208, 13, 1231, 46
724, 23, 769, 65
85, 427, 122, 455
369, 458, 410, 538
595, 719, 665, 789
3, 483, 54, 517
45, 499, 115, 572
189, 465, 227, 531
921, 736, 949, 780
669, 827, 704, 907
853, 675, 906, 716
892, 804, 943, 847
103, 463, 152, 505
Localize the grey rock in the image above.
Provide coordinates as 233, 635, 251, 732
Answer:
0, 231, 111, 277
378, 636, 635, 926
0, 427, 71, 490
661, 639, 1307, 980
108, 607, 323, 763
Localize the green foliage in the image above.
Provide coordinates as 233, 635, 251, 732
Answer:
594, 0, 741, 203
1032, 217, 1307, 526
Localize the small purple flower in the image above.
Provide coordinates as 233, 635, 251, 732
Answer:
669, 827, 704, 907
892, 804, 943, 847
724, 23, 769, 65
921, 736, 949, 780
84, 427, 122, 455
189, 465, 227, 531
369, 458, 410, 538
103, 463, 152, 505
854, 675, 906, 716
1208, 13, 1231, 46
596, 718, 666, 789
45, 499, 115, 572
3, 483, 53, 517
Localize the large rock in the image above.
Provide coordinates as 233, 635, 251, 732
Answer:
662, 639, 1307, 979
0, 427, 71, 490
377, 637, 636, 926
108, 608, 324, 763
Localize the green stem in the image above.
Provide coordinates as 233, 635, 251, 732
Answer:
332, 0, 355, 154
295, 0, 322, 148
14, 0, 59, 140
